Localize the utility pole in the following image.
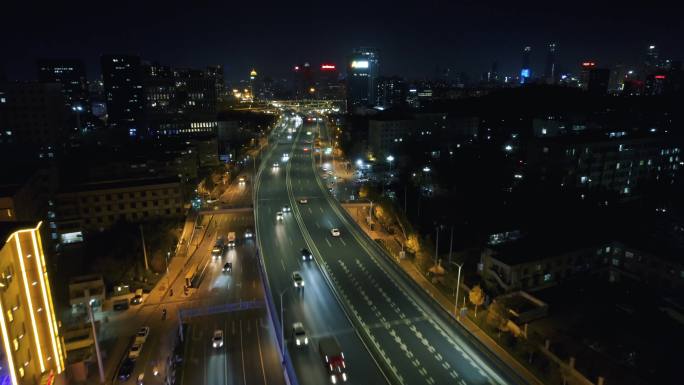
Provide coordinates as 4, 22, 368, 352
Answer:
448, 225, 454, 265
140, 224, 149, 271
435, 226, 439, 266
88, 301, 105, 383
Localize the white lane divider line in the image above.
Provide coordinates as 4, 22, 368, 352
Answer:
280, 259, 286, 271
315, 222, 321, 229
319, 206, 324, 213
339, 238, 347, 246
325, 238, 332, 247
308, 207, 313, 214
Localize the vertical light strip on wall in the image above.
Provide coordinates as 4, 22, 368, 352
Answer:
0, 300, 19, 385
33, 225, 66, 371
14, 233, 46, 373
31, 228, 64, 373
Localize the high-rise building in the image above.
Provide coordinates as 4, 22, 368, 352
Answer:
645, 44, 660, 70
347, 47, 379, 109
318, 63, 344, 100
292, 63, 315, 99
0, 82, 66, 149
0, 221, 65, 385
36, 59, 90, 113
101, 55, 146, 137
587, 68, 610, 95
520, 46, 532, 84
544, 43, 557, 84
375, 76, 407, 108
487, 61, 500, 83
143, 64, 221, 137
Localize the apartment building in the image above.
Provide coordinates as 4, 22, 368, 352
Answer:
55, 176, 183, 244
0, 222, 65, 385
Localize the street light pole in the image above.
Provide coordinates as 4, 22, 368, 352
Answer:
140, 224, 149, 271
450, 262, 464, 319
87, 300, 105, 383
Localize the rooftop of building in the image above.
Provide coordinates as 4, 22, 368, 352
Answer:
58, 176, 180, 194
488, 230, 605, 266
0, 221, 38, 244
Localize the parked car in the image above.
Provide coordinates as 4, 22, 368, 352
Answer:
128, 343, 143, 360
134, 326, 150, 344
118, 358, 135, 381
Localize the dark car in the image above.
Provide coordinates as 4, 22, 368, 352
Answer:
118, 358, 135, 381
223, 262, 232, 273
301, 248, 313, 262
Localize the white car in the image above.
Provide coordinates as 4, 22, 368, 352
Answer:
292, 271, 305, 288
292, 322, 308, 346
134, 327, 150, 344
244, 229, 253, 238
273, 162, 279, 168
276, 212, 284, 221
212, 330, 224, 348
330, 228, 341, 237
128, 343, 143, 360
299, 198, 308, 204
282, 205, 291, 213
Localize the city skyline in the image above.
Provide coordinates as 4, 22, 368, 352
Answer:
3, 1, 683, 82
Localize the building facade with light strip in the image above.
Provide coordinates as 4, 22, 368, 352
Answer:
0, 222, 64, 385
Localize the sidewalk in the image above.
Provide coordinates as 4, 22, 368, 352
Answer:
344, 206, 544, 385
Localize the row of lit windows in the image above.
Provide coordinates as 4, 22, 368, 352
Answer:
190, 121, 217, 128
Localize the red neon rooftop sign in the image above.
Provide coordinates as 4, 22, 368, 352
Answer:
321, 64, 336, 70
581, 61, 596, 68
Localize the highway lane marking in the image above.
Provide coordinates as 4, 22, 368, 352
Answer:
280, 259, 286, 271
308, 207, 312, 214
319, 206, 324, 213
315, 222, 321, 229
255, 318, 268, 385
325, 238, 332, 247
287, 235, 293, 246
339, 238, 347, 246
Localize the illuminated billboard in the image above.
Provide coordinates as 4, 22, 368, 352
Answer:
351, 60, 369, 69
321, 64, 336, 70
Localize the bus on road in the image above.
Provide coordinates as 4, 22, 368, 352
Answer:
185, 264, 199, 288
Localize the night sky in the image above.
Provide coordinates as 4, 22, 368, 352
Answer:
3, 0, 683, 82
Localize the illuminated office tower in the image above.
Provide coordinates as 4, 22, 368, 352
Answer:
347, 47, 379, 109
0, 222, 65, 385
520, 46, 532, 84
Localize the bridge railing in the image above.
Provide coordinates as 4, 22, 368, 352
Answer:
255, 248, 300, 385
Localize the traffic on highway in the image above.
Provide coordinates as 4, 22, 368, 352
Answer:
254, 113, 529, 385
